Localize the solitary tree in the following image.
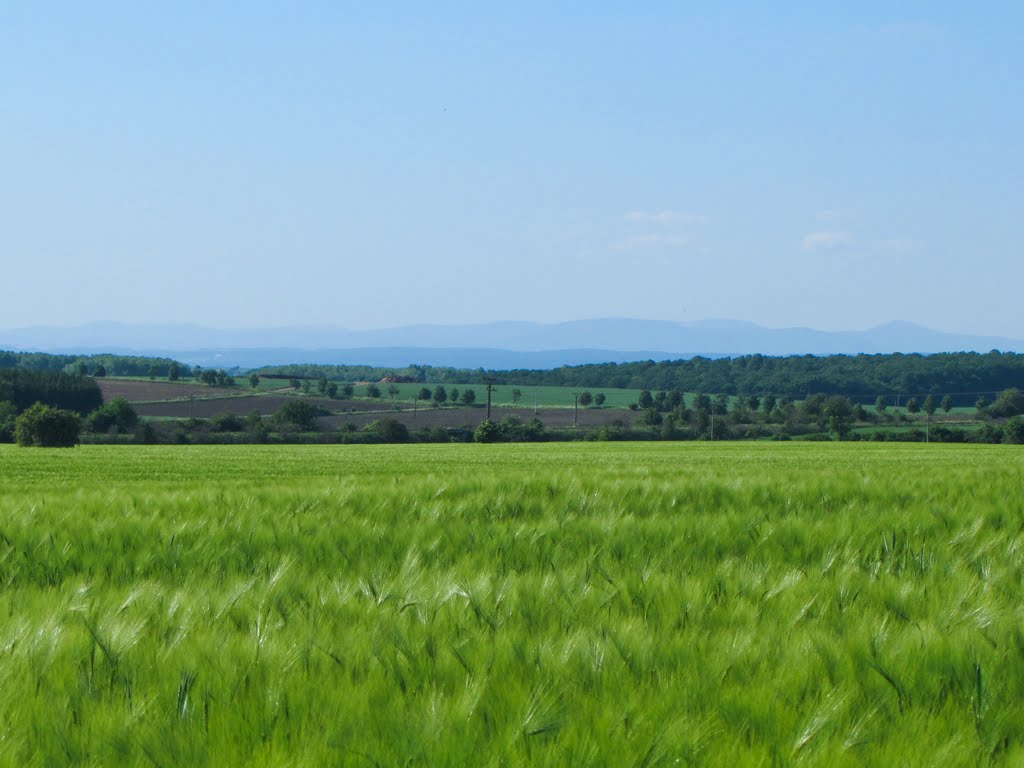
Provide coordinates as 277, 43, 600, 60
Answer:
906, 397, 920, 414
418, 387, 432, 401
460, 388, 476, 405
449, 387, 460, 404
147, 365, 159, 380
388, 384, 401, 402
365, 383, 381, 398
594, 392, 606, 407
168, 361, 180, 382
511, 388, 522, 405
940, 395, 953, 413
433, 385, 448, 405
579, 391, 593, 407
249, 373, 260, 389
824, 395, 854, 441
875, 395, 888, 416
638, 390, 654, 409
923, 394, 937, 417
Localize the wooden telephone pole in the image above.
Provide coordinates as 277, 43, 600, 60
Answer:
483, 377, 497, 421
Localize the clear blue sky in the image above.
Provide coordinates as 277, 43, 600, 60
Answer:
1, 2, 1021, 335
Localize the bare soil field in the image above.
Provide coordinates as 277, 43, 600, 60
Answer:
97, 379, 240, 402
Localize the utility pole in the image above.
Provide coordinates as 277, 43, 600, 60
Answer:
483, 377, 496, 421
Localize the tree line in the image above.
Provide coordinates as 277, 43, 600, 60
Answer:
0, 370, 103, 415
256, 351, 1024, 403
0, 350, 189, 378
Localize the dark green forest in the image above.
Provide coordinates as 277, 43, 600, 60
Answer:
0, 370, 103, 415
0, 351, 187, 378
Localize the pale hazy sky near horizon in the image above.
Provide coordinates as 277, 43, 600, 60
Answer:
1, 3, 1021, 336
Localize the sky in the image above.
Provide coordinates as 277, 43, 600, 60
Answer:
1, 2, 1021, 336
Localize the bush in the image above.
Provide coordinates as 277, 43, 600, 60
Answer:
412, 427, 450, 443
274, 400, 319, 431
977, 424, 1004, 444
474, 420, 501, 443
212, 412, 246, 432
15, 402, 81, 447
135, 421, 158, 444
0, 401, 16, 442
1005, 416, 1024, 445
989, 389, 1024, 419
87, 397, 139, 433
372, 418, 409, 443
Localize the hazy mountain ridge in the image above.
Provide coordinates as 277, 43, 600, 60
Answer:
2, 319, 1022, 369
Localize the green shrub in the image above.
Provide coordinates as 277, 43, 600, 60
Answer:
86, 397, 139, 433
274, 400, 319, 430
211, 412, 245, 432
14, 402, 81, 447
473, 419, 501, 443
1005, 415, 1024, 444
0, 400, 16, 442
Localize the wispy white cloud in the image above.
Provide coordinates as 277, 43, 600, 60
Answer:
802, 231, 850, 251
625, 210, 707, 224
611, 233, 690, 251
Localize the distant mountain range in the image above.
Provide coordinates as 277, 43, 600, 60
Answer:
2, 319, 1022, 369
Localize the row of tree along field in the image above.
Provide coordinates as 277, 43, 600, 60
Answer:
4, 348, 1024, 404
258, 350, 1024, 403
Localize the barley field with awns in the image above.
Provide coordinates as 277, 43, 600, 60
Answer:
1, 443, 1022, 765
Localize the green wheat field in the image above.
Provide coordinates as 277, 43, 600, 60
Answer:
1, 443, 1023, 766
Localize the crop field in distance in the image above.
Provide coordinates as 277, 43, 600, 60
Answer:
1, 442, 1023, 765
